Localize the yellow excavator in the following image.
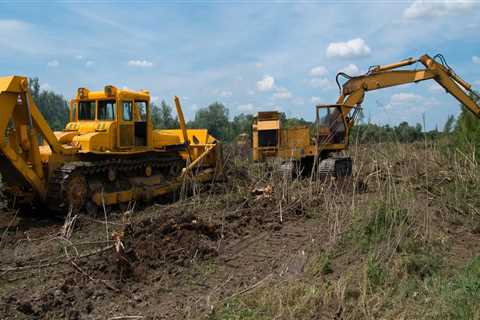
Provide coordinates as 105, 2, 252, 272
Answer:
0, 76, 220, 214
253, 53, 480, 176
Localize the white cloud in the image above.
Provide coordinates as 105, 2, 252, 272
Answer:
0, 20, 31, 50
75, 55, 83, 60
0, 19, 65, 55
309, 66, 328, 77
85, 60, 94, 67
338, 63, 360, 75
127, 59, 153, 67
403, 0, 477, 19
326, 38, 371, 59
237, 103, 254, 112
256, 75, 275, 92
391, 92, 422, 104
273, 87, 292, 100
47, 60, 59, 67
220, 90, 232, 98
311, 96, 322, 104
473, 56, 480, 64
255, 62, 263, 69
0, 19, 29, 32
309, 77, 334, 90
384, 92, 439, 111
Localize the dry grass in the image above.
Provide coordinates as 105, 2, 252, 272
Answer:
210, 141, 480, 320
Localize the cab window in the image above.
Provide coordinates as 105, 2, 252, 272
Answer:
70, 101, 77, 122
122, 101, 133, 121
78, 101, 96, 120
135, 101, 148, 121
98, 100, 116, 120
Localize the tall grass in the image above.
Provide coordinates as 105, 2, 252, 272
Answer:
209, 139, 480, 320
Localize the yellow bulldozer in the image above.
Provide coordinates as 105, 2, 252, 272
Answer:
0, 76, 221, 214
253, 53, 480, 176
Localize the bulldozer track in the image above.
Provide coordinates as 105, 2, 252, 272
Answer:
47, 155, 185, 212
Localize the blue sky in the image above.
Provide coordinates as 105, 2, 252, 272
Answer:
0, 0, 479, 129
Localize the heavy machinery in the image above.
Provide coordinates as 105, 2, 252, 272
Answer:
0, 76, 220, 213
253, 54, 480, 176
252, 111, 324, 174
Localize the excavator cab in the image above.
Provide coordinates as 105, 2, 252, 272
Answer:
315, 104, 348, 147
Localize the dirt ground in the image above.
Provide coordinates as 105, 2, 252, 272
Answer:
0, 179, 335, 319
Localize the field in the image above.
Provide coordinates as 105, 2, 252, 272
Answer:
0, 141, 479, 320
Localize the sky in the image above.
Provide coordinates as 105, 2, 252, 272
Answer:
0, 0, 479, 130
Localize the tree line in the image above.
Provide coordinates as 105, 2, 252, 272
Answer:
28, 78, 479, 157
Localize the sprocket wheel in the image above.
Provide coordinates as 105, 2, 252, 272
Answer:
64, 174, 88, 213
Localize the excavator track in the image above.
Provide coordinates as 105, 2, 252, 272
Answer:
47, 155, 185, 213
318, 156, 352, 177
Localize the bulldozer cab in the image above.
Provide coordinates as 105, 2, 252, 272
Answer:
315, 104, 348, 146
69, 85, 152, 151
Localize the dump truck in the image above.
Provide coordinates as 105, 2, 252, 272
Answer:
253, 54, 480, 176
0, 76, 220, 214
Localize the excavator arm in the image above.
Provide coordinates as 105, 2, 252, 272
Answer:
335, 54, 480, 129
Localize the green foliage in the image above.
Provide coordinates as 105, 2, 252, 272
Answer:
151, 100, 179, 129
350, 121, 437, 144
443, 115, 455, 133
399, 249, 441, 280
29, 78, 69, 130
231, 113, 254, 138
452, 92, 480, 159
189, 102, 231, 140
351, 202, 410, 251
307, 252, 333, 276
209, 300, 265, 320
280, 113, 312, 128
429, 256, 480, 319
366, 255, 385, 288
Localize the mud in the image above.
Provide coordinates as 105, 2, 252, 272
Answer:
0, 176, 334, 319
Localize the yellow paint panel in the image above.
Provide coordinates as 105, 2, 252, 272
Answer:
157, 129, 215, 145
257, 120, 280, 130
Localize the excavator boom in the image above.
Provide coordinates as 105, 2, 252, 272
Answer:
337, 54, 480, 126
310, 53, 480, 176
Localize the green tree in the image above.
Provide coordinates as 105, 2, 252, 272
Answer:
231, 113, 254, 138
453, 91, 480, 158
29, 78, 69, 130
189, 102, 230, 140
152, 100, 179, 129
443, 115, 455, 133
